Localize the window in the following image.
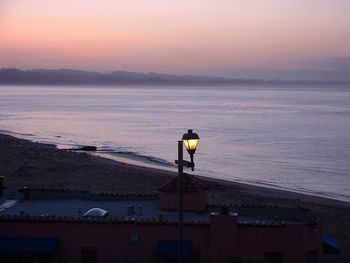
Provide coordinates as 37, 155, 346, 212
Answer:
265, 252, 283, 263
129, 234, 140, 244
81, 248, 98, 263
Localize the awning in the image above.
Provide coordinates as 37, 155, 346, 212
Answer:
322, 234, 340, 255
156, 240, 192, 259
0, 237, 57, 253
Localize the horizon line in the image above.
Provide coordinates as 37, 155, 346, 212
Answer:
1, 67, 350, 84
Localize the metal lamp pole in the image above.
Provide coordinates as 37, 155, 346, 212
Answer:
176, 129, 199, 263
178, 140, 184, 263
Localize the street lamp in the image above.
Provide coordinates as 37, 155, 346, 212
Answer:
182, 129, 200, 171
176, 129, 200, 263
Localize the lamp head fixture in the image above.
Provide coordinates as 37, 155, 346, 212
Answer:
182, 129, 199, 168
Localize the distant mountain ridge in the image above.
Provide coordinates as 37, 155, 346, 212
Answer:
0, 68, 348, 86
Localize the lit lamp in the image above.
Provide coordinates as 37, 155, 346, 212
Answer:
176, 129, 200, 263
182, 129, 200, 171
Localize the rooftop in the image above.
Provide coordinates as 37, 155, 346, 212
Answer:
0, 198, 315, 226
159, 173, 208, 192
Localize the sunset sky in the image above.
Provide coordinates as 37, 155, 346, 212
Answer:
1, 0, 349, 80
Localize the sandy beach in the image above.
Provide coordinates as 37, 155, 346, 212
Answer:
0, 132, 349, 262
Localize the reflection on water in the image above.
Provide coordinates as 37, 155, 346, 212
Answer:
0, 85, 350, 202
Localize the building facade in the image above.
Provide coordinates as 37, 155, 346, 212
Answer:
0, 174, 323, 263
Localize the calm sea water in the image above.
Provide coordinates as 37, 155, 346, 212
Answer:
0, 85, 349, 202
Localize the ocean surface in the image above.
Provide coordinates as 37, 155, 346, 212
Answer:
0, 85, 349, 202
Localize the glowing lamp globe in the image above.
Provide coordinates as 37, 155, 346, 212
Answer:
182, 129, 200, 156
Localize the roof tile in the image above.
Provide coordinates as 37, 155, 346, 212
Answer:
159, 173, 208, 192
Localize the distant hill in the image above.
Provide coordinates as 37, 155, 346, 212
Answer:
0, 68, 348, 86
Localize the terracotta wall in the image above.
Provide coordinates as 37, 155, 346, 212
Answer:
159, 191, 207, 212
209, 213, 238, 263
0, 221, 209, 262
236, 224, 323, 263
0, 215, 322, 263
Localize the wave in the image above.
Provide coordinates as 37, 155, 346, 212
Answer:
233, 178, 350, 203
97, 146, 174, 167
23, 136, 174, 168
0, 129, 35, 137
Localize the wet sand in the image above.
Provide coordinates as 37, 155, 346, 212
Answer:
0, 133, 349, 262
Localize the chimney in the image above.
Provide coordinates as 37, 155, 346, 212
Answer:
138, 206, 143, 216
127, 205, 135, 216
17, 187, 30, 201
220, 206, 229, 215
209, 211, 238, 262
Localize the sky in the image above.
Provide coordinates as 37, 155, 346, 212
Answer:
0, 0, 349, 80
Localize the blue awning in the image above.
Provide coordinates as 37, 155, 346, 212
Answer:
0, 237, 57, 253
322, 234, 340, 255
156, 240, 192, 259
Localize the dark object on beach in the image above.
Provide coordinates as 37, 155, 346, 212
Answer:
77, 146, 97, 151
61, 146, 97, 152
63, 145, 97, 151
11, 162, 33, 177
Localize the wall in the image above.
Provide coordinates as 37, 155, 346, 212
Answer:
0, 216, 322, 263
209, 213, 237, 263
159, 191, 207, 212
236, 224, 323, 263
0, 220, 209, 263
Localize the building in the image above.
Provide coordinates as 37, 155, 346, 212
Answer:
0, 174, 323, 263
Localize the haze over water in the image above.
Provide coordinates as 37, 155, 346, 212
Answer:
0, 85, 349, 202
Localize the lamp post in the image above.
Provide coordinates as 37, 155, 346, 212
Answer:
175, 129, 200, 263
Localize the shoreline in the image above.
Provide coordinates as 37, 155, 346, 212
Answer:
1, 132, 350, 261
96, 148, 350, 205
97, 150, 350, 208
1, 130, 350, 208
199, 175, 350, 208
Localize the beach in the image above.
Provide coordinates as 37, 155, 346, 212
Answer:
1, 132, 349, 262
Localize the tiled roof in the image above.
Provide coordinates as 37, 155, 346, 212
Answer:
209, 204, 280, 208
99, 192, 158, 198
17, 187, 158, 199
0, 215, 290, 227
208, 204, 319, 224
18, 187, 71, 192
159, 173, 208, 193
0, 214, 209, 226
238, 221, 287, 227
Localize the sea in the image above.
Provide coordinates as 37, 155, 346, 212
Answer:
0, 85, 349, 202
